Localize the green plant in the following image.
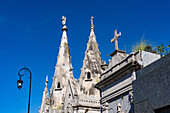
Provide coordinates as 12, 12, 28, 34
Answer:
132, 38, 170, 55
132, 39, 147, 52
157, 41, 170, 55
132, 39, 157, 53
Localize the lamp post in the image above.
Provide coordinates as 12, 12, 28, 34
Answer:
17, 68, 32, 113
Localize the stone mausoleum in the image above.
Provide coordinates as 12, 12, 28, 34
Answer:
95, 28, 170, 113
39, 16, 170, 113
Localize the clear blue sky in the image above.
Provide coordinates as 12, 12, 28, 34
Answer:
0, 0, 169, 113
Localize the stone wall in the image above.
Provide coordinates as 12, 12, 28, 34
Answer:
133, 54, 170, 113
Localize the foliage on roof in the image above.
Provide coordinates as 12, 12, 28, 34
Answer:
132, 39, 157, 53
157, 41, 170, 55
132, 38, 170, 55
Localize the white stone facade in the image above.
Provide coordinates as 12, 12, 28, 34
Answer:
95, 49, 161, 113
39, 16, 102, 113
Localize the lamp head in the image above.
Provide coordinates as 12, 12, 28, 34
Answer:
17, 78, 23, 90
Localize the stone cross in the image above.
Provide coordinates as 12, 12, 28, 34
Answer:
111, 29, 121, 50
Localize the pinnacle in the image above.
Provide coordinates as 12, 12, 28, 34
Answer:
90, 16, 95, 36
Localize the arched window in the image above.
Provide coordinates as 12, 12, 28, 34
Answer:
87, 72, 91, 79
57, 82, 60, 88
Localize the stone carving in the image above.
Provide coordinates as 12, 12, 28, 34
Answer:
111, 29, 121, 50
117, 103, 121, 113
61, 16, 66, 26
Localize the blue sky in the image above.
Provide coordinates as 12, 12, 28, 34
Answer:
0, 0, 170, 113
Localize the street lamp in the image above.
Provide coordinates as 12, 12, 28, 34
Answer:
17, 78, 23, 89
17, 68, 32, 113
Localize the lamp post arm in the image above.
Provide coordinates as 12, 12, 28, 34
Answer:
18, 68, 32, 77
18, 68, 32, 113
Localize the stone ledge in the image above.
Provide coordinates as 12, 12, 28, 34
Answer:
110, 50, 126, 57
85, 79, 92, 81
55, 88, 62, 91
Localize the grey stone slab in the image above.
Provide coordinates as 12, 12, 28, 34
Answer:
133, 54, 170, 112
134, 100, 154, 113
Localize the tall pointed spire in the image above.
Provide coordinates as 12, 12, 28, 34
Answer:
79, 17, 103, 96
54, 16, 72, 73
39, 16, 102, 113
39, 76, 50, 113
50, 16, 75, 109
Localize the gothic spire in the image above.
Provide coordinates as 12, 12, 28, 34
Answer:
87, 16, 100, 53
39, 76, 50, 113
54, 16, 73, 76
78, 17, 103, 96
50, 16, 75, 109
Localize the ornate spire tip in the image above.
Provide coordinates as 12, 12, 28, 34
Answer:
61, 16, 68, 31
90, 16, 94, 26
90, 16, 95, 32
45, 75, 48, 85
61, 16, 66, 26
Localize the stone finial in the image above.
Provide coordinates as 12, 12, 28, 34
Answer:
91, 16, 94, 26
90, 16, 95, 32
61, 16, 66, 26
61, 16, 68, 31
111, 29, 121, 50
45, 75, 48, 86
45, 75, 48, 92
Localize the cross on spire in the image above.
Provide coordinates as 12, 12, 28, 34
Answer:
111, 29, 121, 50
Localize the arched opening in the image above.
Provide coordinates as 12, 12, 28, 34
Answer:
87, 72, 91, 79
57, 82, 60, 88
